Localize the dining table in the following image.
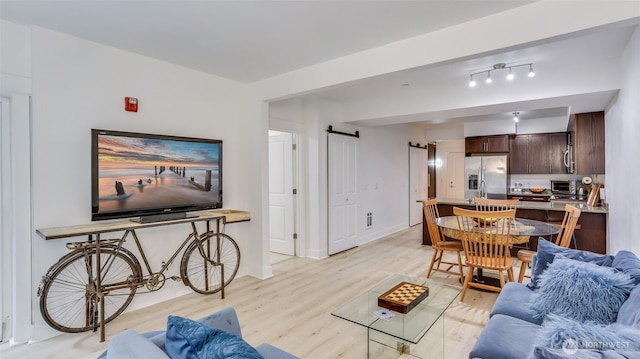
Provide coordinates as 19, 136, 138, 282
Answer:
435, 216, 561, 244
434, 215, 561, 285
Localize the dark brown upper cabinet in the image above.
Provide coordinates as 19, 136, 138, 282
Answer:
548, 132, 569, 174
509, 133, 568, 174
465, 135, 509, 154
573, 112, 605, 175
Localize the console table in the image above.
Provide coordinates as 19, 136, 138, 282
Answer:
36, 209, 250, 240
36, 209, 250, 341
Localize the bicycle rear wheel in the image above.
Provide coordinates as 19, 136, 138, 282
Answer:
38, 246, 141, 333
181, 233, 240, 294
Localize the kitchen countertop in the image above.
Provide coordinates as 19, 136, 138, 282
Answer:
508, 189, 552, 196
433, 197, 608, 214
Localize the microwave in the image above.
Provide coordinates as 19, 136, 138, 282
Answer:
551, 180, 576, 194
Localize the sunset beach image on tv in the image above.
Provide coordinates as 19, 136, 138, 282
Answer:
91, 130, 222, 221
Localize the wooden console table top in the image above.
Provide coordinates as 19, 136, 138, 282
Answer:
36, 209, 251, 240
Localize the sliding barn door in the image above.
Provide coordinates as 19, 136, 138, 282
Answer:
328, 134, 359, 255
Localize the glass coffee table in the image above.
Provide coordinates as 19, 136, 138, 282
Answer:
331, 274, 461, 358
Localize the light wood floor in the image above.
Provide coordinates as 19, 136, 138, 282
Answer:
1, 225, 500, 359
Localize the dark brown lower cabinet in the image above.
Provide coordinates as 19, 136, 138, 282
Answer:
422, 204, 606, 254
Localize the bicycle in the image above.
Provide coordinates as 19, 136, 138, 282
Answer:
37, 218, 240, 334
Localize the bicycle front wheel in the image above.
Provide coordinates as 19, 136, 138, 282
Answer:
39, 247, 141, 333
181, 233, 240, 294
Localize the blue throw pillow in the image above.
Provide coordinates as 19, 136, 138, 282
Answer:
529, 256, 634, 324
612, 250, 640, 286
528, 238, 615, 290
166, 315, 264, 359
617, 285, 640, 329
533, 314, 640, 352
105, 329, 170, 359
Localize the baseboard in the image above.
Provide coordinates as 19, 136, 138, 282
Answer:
359, 223, 408, 245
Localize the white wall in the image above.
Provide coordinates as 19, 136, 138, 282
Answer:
270, 97, 427, 257
1, 19, 34, 344
358, 124, 420, 243
464, 120, 515, 137
605, 26, 640, 255
515, 116, 569, 134
424, 124, 464, 142
0, 20, 32, 94
25, 26, 250, 340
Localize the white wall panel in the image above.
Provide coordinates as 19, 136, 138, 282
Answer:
606, 26, 640, 256
27, 26, 247, 340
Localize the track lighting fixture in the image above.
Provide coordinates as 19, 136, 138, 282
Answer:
468, 62, 535, 87
512, 112, 520, 122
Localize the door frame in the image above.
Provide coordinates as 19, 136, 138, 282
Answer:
0, 94, 33, 344
0, 97, 9, 342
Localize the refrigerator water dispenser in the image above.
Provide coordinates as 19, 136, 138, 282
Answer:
468, 174, 479, 190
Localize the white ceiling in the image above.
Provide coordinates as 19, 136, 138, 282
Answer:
1, 1, 637, 132
317, 24, 635, 128
0, 0, 533, 82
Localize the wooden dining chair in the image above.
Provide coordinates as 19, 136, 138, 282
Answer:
424, 199, 465, 283
475, 197, 526, 252
453, 206, 516, 301
517, 204, 582, 283
474, 197, 519, 211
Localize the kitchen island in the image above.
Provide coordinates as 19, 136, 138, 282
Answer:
422, 198, 607, 254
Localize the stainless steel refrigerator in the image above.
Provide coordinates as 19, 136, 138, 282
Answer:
464, 155, 508, 200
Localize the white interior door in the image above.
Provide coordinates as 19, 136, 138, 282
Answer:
409, 146, 428, 226
328, 134, 358, 255
447, 152, 465, 199
268, 131, 295, 255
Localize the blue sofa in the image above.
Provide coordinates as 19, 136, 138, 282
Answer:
469, 239, 640, 359
98, 307, 298, 359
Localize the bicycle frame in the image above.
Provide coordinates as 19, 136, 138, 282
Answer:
107, 220, 224, 290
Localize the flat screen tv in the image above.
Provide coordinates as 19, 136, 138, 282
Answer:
91, 129, 222, 222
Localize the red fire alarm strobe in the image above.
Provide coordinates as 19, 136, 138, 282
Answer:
125, 97, 138, 112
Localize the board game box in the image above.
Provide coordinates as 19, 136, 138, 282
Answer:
377, 281, 429, 314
